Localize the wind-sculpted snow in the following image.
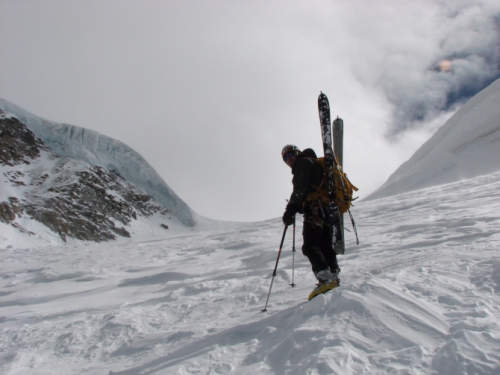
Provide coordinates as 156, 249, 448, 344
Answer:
0, 99, 195, 227
1, 172, 500, 374
369, 78, 500, 200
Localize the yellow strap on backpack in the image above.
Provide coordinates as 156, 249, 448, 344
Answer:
306, 157, 358, 215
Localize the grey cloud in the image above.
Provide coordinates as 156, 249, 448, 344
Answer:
352, 2, 500, 138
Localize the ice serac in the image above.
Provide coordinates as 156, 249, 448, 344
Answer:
367, 78, 500, 200
0, 99, 195, 227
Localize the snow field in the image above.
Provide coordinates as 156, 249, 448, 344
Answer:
1, 172, 500, 374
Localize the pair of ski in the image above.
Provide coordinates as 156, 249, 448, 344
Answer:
318, 92, 346, 255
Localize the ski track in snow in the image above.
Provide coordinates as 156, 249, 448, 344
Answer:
1, 173, 500, 375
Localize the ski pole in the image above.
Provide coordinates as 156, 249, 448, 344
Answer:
290, 215, 296, 287
261, 225, 288, 312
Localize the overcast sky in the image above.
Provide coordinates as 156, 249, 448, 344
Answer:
1, 0, 500, 222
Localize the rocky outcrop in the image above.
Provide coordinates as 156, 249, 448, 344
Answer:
21, 165, 168, 242
0, 197, 22, 224
0, 114, 48, 165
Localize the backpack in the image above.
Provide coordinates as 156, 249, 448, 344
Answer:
305, 157, 358, 215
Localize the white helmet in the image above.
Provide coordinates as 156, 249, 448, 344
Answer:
281, 144, 300, 159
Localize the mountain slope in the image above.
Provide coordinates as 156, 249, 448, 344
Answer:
1, 111, 188, 246
0, 99, 195, 227
367, 78, 500, 200
1, 171, 499, 374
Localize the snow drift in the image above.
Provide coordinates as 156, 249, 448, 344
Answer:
1, 171, 499, 374
367, 78, 500, 200
0, 99, 195, 227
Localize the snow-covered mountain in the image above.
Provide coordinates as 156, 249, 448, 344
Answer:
0, 101, 196, 246
0, 99, 195, 226
367, 78, 500, 200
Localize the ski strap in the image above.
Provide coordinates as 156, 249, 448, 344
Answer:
306, 158, 359, 215
305, 178, 330, 206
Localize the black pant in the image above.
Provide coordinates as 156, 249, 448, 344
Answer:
302, 220, 339, 275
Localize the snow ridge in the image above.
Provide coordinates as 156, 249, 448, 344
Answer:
368, 78, 500, 200
0, 99, 195, 227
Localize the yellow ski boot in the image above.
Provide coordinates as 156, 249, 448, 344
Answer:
308, 269, 340, 300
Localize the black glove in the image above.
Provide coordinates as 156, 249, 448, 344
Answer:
282, 211, 295, 226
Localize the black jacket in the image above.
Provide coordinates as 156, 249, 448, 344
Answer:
284, 148, 324, 218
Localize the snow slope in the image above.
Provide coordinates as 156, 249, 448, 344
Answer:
1, 171, 499, 374
0, 99, 195, 227
367, 78, 500, 200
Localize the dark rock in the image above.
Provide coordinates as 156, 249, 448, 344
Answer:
110, 226, 131, 237
0, 116, 48, 165
0, 202, 16, 223
10, 222, 35, 236
0, 198, 23, 223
